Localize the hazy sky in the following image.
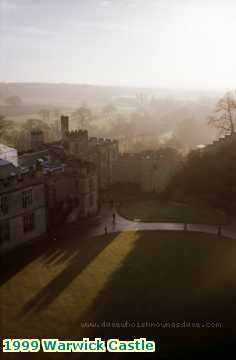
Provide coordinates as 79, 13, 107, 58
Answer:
0, 0, 236, 90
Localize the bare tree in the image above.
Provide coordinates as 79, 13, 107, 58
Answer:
72, 106, 93, 129
208, 91, 236, 135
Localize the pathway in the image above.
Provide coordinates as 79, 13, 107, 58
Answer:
88, 208, 236, 239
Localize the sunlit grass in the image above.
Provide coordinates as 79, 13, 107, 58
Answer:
0, 232, 139, 339
1, 230, 236, 346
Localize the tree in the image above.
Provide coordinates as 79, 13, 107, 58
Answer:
0, 114, 5, 132
102, 103, 116, 116
5, 95, 22, 106
208, 91, 236, 135
102, 103, 117, 123
72, 106, 93, 129
38, 109, 50, 122
0, 115, 20, 146
22, 118, 57, 143
173, 117, 206, 149
22, 118, 49, 132
53, 108, 60, 121
0, 115, 14, 135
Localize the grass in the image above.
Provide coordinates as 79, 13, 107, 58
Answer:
118, 199, 227, 225
1, 230, 236, 358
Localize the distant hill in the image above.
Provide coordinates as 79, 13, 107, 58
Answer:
0, 82, 222, 108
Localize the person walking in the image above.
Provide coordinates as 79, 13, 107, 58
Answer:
112, 212, 116, 225
104, 225, 108, 235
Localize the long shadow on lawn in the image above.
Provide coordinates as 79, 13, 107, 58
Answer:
20, 232, 117, 315
0, 220, 98, 286
72, 231, 236, 358
0, 235, 51, 286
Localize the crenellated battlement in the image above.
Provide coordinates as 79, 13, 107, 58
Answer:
64, 130, 88, 138
205, 132, 236, 152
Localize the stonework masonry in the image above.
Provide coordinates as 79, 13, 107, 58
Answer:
0, 172, 46, 253
112, 151, 180, 193
61, 117, 119, 190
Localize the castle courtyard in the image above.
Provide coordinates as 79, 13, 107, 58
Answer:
1, 217, 236, 358
118, 199, 227, 225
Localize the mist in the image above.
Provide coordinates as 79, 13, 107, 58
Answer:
0, 82, 219, 154
0, 0, 235, 152
1, 0, 236, 91
1, 2, 236, 357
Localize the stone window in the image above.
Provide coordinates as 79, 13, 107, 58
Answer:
0, 195, 8, 215
22, 189, 33, 209
23, 212, 35, 233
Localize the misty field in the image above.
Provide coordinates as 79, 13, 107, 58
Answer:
1, 230, 236, 357
118, 200, 227, 225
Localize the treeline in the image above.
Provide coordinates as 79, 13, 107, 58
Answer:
164, 137, 236, 216
0, 116, 61, 151
1, 97, 216, 153
92, 98, 216, 153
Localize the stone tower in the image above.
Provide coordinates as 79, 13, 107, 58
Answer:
61, 115, 69, 138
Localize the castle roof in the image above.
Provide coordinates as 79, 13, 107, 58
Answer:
0, 144, 16, 154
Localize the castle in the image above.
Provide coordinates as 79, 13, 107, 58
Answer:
0, 115, 119, 253
0, 114, 182, 254
61, 115, 119, 189
0, 169, 46, 253
112, 149, 180, 193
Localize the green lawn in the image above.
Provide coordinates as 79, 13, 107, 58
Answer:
1, 230, 236, 357
118, 199, 227, 224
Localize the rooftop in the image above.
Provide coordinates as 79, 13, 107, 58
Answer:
19, 149, 50, 167
0, 144, 16, 153
0, 159, 11, 167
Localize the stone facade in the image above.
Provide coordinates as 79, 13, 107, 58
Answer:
204, 132, 236, 153
63, 130, 89, 159
112, 150, 180, 193
60, 115, 179, 194
19, 146, 99, 222
61, 117, 119, 190
0, 172, 47, 254
89, 138, 119, 190
46, 160, 98, 220
0, 112, 118, 253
